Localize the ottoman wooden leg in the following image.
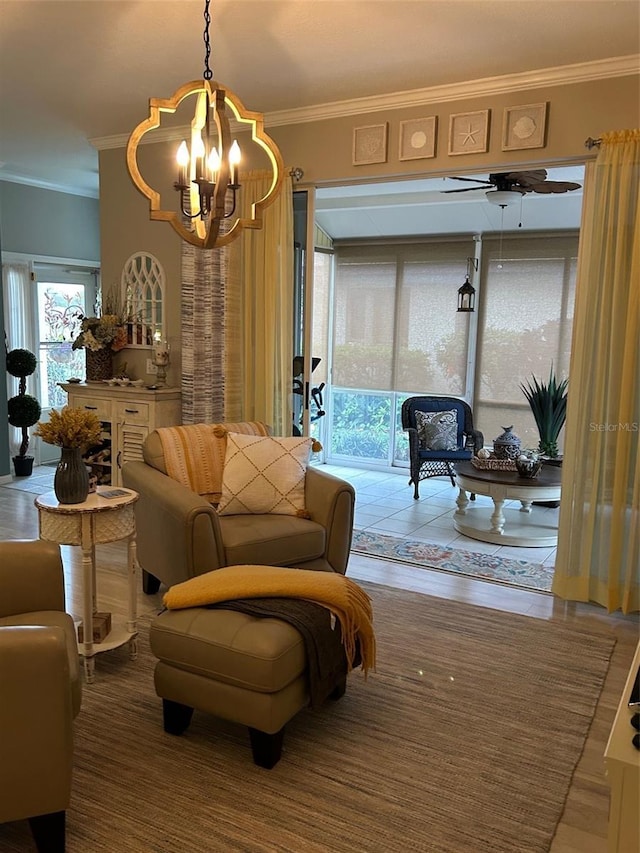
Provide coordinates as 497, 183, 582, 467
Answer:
330, 677, 347, 700
142, 569, 161, 595
29, 811, 65, 853
248, 726, 285, 769
162, 698, 194, 735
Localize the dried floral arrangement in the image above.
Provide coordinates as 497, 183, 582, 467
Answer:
72, 314, 128, 353
35, 406, 102, 450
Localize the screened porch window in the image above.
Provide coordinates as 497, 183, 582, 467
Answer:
474, 234, 577, 450
329, 239, 475, 463
325, 233, 578, 466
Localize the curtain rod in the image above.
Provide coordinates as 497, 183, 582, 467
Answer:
584, 137, 602, 149
289, 167, 304, 181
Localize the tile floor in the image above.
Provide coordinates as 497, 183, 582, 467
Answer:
322, 462, 559, 567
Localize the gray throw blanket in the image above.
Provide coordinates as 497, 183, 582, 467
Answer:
208, 597, 354, 707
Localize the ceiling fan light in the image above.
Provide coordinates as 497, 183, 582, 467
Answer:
486, 190, 522, 207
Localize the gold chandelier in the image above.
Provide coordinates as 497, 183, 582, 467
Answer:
126, 0, 284, 250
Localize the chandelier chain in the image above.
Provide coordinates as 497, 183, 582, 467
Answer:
203, 0, 212, 80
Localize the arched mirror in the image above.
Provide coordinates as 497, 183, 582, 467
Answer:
120, 252, 165, 347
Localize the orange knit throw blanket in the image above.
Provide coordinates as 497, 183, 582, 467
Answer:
156, 421, 269, 504
163, 564, 376, 675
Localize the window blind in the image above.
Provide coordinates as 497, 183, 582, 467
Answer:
333, 239, 476, 395
474, 232, 579, 449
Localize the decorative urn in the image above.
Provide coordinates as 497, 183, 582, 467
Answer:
493, 426, 522, 460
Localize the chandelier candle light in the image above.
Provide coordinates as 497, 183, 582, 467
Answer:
126, 0, 284, 250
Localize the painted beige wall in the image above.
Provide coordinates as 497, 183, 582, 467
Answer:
100, 145, 183, 385
99, 74, 640, 382
269, 76, 640, 182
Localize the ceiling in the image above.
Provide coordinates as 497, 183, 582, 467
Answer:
0, 1, 637, 237
315, 166, 586, 239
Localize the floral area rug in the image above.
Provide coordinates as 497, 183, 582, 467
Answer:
351, 528, 554, 592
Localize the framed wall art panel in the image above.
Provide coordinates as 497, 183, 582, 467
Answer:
502, 103, 547, 151
448, 110, 490, 156
399, 117, 437, 161
352, 123, 388, 165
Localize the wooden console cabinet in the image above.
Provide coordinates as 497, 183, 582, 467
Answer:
60, 383, 181, 487
604, 639, 640, 853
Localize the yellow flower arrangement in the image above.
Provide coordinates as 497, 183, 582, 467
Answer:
35, 406, 102, 450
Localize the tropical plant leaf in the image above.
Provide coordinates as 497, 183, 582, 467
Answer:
520, 365, 568, 456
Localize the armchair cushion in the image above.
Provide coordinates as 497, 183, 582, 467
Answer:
415, 409, 458, 451
220, 513, 325, 566
217, 433, 313, 517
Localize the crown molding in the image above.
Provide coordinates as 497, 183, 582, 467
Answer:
0, 173, 99, 199
266, 54, 640, 127
91, 54, 639, 150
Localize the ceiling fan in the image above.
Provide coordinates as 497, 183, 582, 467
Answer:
442, 169, 582, 207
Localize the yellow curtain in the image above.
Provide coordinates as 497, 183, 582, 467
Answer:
553, 129, 640, 613
226, 171, 293, 433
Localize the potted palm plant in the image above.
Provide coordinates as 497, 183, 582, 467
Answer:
6, 347, 42, 476
520, 366, 568, 460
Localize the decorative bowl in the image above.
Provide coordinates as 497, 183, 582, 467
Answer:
515, 459, 542, 478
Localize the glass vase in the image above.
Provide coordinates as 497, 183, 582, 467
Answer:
54, 447, 90, 504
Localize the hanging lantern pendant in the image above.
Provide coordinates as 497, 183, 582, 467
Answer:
457, 257, 478, 312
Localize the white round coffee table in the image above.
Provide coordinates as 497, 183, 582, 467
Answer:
453, 461, 562, 547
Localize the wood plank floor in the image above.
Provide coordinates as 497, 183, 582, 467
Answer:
1, 465, 638, 852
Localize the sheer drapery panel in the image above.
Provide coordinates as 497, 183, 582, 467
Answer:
2, 261, 38, 457
553, 130, 639, 613
226, 171, 293, 433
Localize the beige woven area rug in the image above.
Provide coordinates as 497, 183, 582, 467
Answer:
1, 584, 615, 853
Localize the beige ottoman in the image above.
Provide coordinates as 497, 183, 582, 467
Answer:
149, 606, 346, 768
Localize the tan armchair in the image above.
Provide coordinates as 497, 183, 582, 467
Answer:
122, 425, 356, 593
0, 540, 82, 853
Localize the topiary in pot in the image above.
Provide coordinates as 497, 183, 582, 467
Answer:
6, 347, 42, 476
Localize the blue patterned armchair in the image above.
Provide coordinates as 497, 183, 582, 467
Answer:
401, 396, 484, 499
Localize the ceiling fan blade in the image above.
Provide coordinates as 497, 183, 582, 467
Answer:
441, 186, 490, 194
531, 181, 582, 194
447, 176, 492, 185
504, 169, 548, 187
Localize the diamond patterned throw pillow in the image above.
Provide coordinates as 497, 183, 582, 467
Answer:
217, 433, 313, 516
